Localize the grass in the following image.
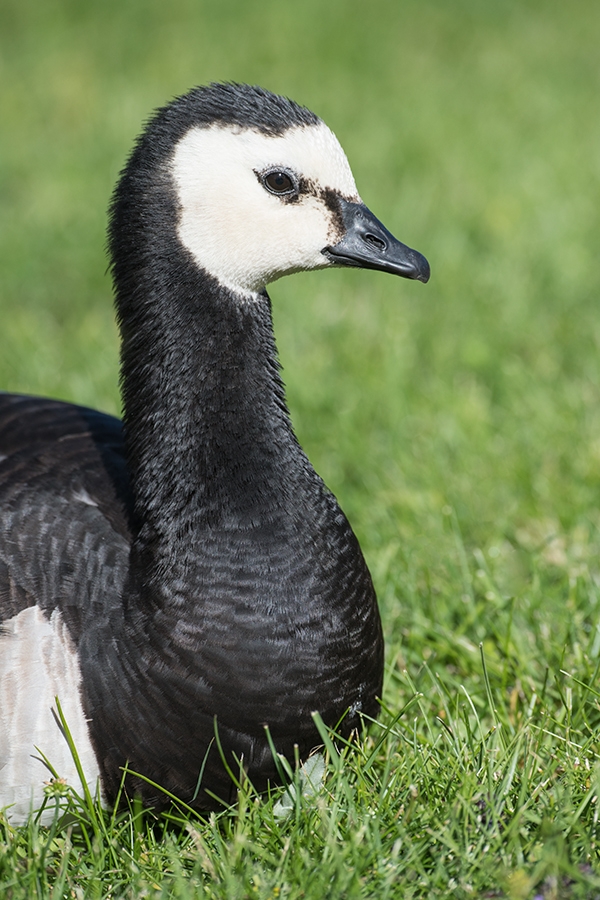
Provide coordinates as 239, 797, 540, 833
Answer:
2, 0, 600, 895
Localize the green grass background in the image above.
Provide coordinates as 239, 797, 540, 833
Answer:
2, 0, 600, 896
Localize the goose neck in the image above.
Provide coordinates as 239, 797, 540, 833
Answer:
117, 264, 304, 555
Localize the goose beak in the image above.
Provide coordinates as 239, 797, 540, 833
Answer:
323, 198, 430, 283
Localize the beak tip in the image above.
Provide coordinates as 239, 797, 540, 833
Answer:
397, 250, 430, 283
414, 256, 431, 284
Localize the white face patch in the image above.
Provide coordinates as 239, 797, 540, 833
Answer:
0, 606, 101, 825
171, 121, 361, 294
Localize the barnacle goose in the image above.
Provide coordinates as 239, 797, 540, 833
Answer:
0, 83, 429, 823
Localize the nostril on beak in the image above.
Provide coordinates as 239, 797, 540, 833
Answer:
362, 233, 387, 253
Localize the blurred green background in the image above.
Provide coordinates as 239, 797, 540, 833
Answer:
1, 0, 600, 675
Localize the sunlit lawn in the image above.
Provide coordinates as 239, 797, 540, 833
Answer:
2, 0, 600, 896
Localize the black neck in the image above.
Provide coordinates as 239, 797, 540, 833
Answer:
115, 240, 309, 558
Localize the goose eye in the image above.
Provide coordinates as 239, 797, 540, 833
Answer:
263, 170, 296, 195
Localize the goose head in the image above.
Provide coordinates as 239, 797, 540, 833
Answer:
157, 84, 430, 295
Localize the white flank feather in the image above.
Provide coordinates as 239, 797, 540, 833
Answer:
0, 606, 100, 824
